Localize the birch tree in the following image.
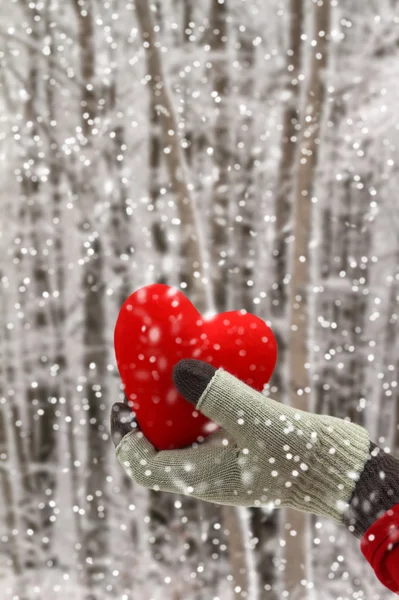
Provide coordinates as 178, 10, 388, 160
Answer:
8, 0, 62, 571
135, 0, 206, 307
209, 0, 231, 311
270, 0, 304, 416
282, 2, 332, 598
72, 0, 111, 596
272, 0, 304, 327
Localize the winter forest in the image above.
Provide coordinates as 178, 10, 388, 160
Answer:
1, 0, 399, 598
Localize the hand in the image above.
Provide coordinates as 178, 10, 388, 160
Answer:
110, 359, 371, 522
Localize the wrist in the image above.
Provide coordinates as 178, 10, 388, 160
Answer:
342, 441, 399, 539
288, 415, 370, 522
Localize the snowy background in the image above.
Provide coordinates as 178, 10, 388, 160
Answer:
1, 0, 399, 598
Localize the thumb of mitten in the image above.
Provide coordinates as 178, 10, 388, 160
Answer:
173, 359, 237, 448
172, 359, 217, 408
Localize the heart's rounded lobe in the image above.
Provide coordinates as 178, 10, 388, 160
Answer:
114, 283, 277, 450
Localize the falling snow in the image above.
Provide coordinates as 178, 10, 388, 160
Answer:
0, 0, 399, 599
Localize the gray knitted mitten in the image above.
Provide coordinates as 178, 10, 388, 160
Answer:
112, 359, 371, 523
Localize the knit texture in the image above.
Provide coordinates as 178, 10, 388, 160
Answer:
342, 441, 399, 539
173, 360, 399, 537
116, 367, 371, 522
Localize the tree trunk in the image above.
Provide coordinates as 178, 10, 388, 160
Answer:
135, 0, 207, 307
269, 10, 304, 579
147, 2, 169, 283
283, 2, 332, 599
15, 1, 60, 569
315, 90, 346, 419
1, 283, 38, 572
378, 250, 399, 445
182, 0, 194, 166
0, 310, 24, 580
228, 16, 279, 597
72, 1, 110, 597
230, 21, 257, 314
272, 0, 304, 326
209, 0, 231, 311
269, 0, 304, 427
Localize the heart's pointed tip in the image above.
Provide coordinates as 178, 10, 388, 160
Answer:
173, 359, 217, 407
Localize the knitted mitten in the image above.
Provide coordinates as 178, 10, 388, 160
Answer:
111, 359, 372, 524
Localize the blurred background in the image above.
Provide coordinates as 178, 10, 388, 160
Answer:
1, 0, 399, 598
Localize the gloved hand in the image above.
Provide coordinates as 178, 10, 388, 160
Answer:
110, 359, 371, 524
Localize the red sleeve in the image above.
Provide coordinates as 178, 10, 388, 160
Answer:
360, 503, 399, 594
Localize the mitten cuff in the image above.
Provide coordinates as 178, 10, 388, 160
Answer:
343, 442, 399, 538
289, 415, 370, 522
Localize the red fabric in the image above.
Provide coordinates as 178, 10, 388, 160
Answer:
114, 284, 277, 450
360, 503, 399, 594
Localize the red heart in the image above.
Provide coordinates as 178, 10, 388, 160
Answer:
114, 284, 277, 450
